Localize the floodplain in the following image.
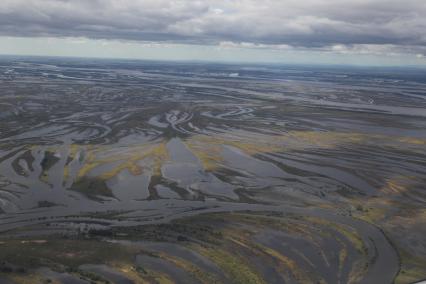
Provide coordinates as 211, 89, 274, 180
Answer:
0, 58, 426, 283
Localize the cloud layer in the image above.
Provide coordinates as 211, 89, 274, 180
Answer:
1, 0, 425, 53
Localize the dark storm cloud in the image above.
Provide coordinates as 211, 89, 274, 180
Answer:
0, 0, 425, 50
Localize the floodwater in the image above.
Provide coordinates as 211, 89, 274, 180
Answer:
0, 57, 426, 283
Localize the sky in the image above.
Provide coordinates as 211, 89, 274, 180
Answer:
0, 0, 426, 66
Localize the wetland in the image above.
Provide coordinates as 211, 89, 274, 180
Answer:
0, 57, 426, 283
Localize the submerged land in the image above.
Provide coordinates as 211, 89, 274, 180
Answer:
0, 57, 425, 283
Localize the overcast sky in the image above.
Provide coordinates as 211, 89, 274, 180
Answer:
1, 0, 425, 65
